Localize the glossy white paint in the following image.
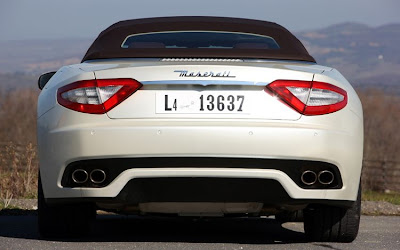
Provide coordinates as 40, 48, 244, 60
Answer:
37, 59, 363, 211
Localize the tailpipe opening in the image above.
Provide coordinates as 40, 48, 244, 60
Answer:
90, 169, 106, 184
318, 170, 335, 185
72, 169, 88, 184
301, 170, 317, 186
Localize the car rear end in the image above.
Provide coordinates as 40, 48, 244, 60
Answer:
38, 59, 363, 210
37, 17, 363, 241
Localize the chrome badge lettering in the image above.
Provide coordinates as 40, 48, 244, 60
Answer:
174, 70, 236, 78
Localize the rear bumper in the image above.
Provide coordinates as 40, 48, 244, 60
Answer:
61, 157, 342, 189
38, 106, 363, 204
47, 177, 355, 208
47, 167, 354, 207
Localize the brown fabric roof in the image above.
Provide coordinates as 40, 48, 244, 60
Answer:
82, 16, 315, 63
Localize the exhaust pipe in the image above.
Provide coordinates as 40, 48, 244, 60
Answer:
90, 169, 106, 184
301, 170, 317, 186
318, 170, 334, 185
72, 169, 88, 184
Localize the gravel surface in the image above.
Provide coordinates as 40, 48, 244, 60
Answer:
361, 201, 400, 215
8, 199, 37, 210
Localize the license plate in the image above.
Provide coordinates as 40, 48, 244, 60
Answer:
156, 92, 249, 114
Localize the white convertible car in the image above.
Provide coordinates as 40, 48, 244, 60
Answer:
37, 16, 363, 241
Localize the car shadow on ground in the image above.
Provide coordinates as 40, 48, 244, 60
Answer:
0, 209, 307, 244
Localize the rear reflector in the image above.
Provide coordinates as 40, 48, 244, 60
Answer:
57, 79, 142, 114
267, 80, 347, 115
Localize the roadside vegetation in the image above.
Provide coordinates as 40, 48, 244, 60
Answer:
362, 190, 400, 205
0, 74, 399, 208
0, 85, 39, 208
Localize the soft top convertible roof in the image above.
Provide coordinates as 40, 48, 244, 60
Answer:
82, 16, 315, 63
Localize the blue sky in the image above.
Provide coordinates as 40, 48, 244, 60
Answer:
0, 0, 399, 40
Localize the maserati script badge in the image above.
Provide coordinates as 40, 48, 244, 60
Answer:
174, 70, 236, 78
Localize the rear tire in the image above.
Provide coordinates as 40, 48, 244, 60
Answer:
303, 184, 361, 242
38, 173, 95, 238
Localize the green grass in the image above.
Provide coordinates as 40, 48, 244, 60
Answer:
362, 190, 400, 205
0, 202, 19, 210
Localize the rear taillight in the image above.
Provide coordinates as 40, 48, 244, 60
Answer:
267, 80, 347, 115
57, 78, 142, 114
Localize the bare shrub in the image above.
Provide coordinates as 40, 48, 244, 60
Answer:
0, 87, 39, 200
0, 87, 39, 143
357, 88, 400, 191
1, 190, 13, 209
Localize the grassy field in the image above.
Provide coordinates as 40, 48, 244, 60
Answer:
362, 191, 400, 205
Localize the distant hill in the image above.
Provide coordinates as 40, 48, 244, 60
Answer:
297, 22, 400, 92
0, 38, 92, 74
0, 23, 399, 93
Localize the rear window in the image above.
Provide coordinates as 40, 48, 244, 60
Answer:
121, 31, 280, 50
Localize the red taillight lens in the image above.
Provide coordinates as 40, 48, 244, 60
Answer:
57, 78, 142, 114
267, 80, 347, 115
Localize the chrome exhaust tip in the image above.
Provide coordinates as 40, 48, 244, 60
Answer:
72, 169, 88, 184
301, 170, 317, 186
318, 170, 334, 185
90, 169, 106, 184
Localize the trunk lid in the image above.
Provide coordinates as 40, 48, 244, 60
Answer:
85, 59, 327, 120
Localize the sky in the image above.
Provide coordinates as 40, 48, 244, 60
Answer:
0, 0, 399, 41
